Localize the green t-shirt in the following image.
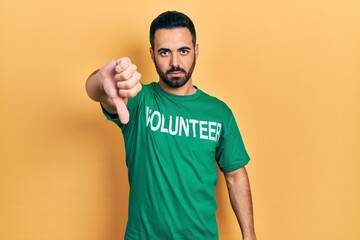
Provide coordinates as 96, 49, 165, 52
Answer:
102, 82, 250, 240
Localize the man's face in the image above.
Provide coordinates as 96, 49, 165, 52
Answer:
151, 28, 198, 88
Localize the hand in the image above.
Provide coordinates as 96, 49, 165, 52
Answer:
99, 57, 142, 124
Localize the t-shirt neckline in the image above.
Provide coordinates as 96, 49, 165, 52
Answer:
152, 82, 202, 101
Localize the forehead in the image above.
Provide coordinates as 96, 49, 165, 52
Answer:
154, 27, 193, 49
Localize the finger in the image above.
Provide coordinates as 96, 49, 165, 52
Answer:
116, 71, 141, 90
118, 82, 142, 98
112, 97, 129, 124
114, 63, 137, 82
115, 57, 131, 74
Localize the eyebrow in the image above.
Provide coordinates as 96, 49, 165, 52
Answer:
157, 48, 170, 53
179, 46, 191, 51
157, 46, 192, 53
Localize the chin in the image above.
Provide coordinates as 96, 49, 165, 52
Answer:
168, 78, 189, 88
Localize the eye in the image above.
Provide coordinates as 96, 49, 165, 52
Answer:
180, 49, 190, 55
159, 50, 170, 57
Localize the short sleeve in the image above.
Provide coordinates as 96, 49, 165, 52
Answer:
215, 111, 250, 173
101, 103, 122, 127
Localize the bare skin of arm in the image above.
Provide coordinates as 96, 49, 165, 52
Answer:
224, 167, 257, 240
85, 57, 142, 124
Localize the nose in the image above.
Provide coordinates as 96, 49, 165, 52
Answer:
171, 53, 180, 67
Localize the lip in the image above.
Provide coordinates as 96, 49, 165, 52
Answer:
168, 71, 183, 76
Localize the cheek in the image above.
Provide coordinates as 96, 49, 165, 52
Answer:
185, 56, 196, 70
155, 57, 169, 69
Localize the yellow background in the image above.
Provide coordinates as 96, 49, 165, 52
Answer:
1, 0, 359, 239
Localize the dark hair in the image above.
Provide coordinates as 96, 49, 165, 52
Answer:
149, 11, 196, 49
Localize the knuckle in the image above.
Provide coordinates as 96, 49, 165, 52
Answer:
115, 71, 129, 81
115, 61, 128, 73
130, 64, 137, 71
122, 57, 131, 63
122, 71, 131, 80
115, 63, 125, 73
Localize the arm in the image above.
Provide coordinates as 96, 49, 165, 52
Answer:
85, 57, 142, 124
224, 167, 256, 240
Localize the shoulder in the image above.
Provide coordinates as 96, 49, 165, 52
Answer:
198, 88, 232, 114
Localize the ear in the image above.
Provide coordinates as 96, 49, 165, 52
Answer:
194, 44, 199, 59
150, 47, 155, 62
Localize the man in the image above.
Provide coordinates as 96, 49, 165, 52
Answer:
86, 11, 256, 240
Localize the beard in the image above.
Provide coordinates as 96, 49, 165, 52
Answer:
154, 56, 196, 88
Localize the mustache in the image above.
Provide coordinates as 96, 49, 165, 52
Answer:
166, 66, 187, 74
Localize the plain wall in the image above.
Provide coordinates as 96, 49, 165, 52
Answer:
0, 0, 359, 239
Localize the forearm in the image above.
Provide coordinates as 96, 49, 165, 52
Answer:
225, 167, 256, 240
86, 70, 107, 102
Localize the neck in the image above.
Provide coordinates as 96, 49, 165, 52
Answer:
158, 79, 197, 96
